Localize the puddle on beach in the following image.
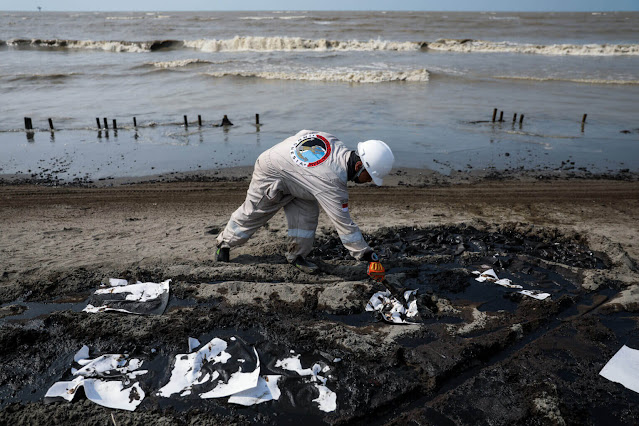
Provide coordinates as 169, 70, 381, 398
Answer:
0, 293, 220, 323
0, 300, 87, 321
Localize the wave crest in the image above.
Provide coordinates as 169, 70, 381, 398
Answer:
5, 38, 182, 52
150, 59, 213, 68
202, 68, 429, 83
427, 39, 639, 56
6, 36, 635, 56
184, 36, 421, 52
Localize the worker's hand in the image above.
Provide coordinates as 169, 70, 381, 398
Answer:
367, 261, 385, 282
363, 251, 385, 281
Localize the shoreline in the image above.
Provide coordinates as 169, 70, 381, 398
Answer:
1, 165, 638, 188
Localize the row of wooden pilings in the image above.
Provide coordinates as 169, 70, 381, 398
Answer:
491, 108, 588, 130
22, 114, 260, 131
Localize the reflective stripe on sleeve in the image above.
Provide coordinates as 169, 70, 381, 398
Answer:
228, 220, 251, 240
288, 228, 316, 239
339, 230, 364, 244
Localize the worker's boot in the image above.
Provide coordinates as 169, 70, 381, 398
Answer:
215, 247, 230, 262
290, 256, 319, 274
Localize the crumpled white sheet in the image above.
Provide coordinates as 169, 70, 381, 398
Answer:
473, 268, 522, 288
365, 289, 420, 324
518, 289, 551, 300
227, 375, 282, 406
472, 269, 551, 300
158, 337, 338, 412
599, 345, 639, 394
158, 336, 261, 398
188, 337, 201, 352
46, 337, 339, 413
44, 345, 147, 411
83, 278, 170, 315
275, 354, 337, 412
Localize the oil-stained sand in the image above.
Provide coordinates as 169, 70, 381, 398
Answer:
1, 174, 638, 425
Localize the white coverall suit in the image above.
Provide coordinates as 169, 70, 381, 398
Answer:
217, 130, 372, 261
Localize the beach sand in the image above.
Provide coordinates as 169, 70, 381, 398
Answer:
1, 169, 638, 424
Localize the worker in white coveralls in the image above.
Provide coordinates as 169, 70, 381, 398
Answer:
215, 130, 393, 281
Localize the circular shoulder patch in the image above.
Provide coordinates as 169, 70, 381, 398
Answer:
290, 134, 331, 168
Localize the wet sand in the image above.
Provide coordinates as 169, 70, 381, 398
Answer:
1, 171, 638, 424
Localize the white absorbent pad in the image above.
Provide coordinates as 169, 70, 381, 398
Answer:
158, 336, 338, 412
44, 345, 147, 411
599, 345, 639, 394
365, 289, 420, 324
227, 375, 282, 406
271, 354, 337, 412
158, 336, 262, 399
83, 278, 170, 315
473, 269, 551, 300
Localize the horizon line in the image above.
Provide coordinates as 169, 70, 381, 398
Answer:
2, 9, 638, 12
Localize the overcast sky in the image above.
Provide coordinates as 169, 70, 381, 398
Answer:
2, 0, 638, 11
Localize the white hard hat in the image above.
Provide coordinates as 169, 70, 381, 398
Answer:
357, 140, 394, 186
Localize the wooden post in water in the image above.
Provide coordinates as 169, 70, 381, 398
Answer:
512, 113, 517, 123
112, 119, 117, 130
198, 115, 202, 126
24, 117, 34, 142
492, 108, 497, 122
133, 117, 137, 127
581, 114, 587, 132
48, 118, 54, 130
184, 115, 188, 128
499, 111, 504, 122
519, 114, 525, 125
103, 117, 108, 130
96, 118, 101, 129
255, 114, 260, 125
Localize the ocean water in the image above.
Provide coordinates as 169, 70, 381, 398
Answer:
1, 11, 638, 182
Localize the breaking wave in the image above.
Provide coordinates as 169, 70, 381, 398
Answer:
202, 68, 429, 83
427, 39, 639, 56
5, 38, 183, 52
5, 36, 637, 56
183, 36, 421, 52
2, 36, 421, 53
149, 59, 213, 68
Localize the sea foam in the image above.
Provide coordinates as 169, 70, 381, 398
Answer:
5, 36, 637, 56
202, 68, 429, 83
427, 39, 639, 56
150, 59, 212, 68
6, 38, 162, 53
3, 36, 420, 53
180, 36, 421, 52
